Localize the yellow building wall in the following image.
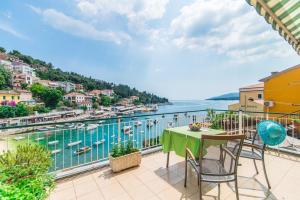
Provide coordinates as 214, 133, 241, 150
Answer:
239, 90, 263, 105
264, 67, 300, 114
0, 94, 21, 103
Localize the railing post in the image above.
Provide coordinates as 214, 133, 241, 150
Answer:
117, 117, 121, 145
239, 110, 243, 134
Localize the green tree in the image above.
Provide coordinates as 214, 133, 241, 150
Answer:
101, 96, 111, 107
20, 83, 28, 90
30, 83, 62, 108
0, 65, 12, 89
15, 103, 30, 117
92, 102, 99, 110
0, 47, 6, 53
42, 88, 63, 108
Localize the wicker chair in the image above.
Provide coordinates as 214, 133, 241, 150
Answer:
184, 134, 245, 200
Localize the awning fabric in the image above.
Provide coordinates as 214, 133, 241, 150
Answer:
246, 0, 300, 55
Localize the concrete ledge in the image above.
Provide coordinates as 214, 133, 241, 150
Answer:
54, 146, 162, 180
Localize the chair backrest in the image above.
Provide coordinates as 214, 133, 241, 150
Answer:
199, 134, 245, 176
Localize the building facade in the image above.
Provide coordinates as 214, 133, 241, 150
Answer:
64, 92, 86, 104
0, 90, 20, 105
260, 64, 300, 114
228, 83, 264, 113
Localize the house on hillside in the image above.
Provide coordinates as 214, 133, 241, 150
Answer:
228, 83, 264, 113
88, 90, 102, 97
100, 89, 114, 97
260, 64, 300, 114
0, 59, 13, 71
64, 92, 86, 104
0, 90, 20, 105
11, 62, 36, 89
75, 84, 84, 92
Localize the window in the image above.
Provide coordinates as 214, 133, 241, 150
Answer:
11, 96, 14, 100
258, 94, 262, 99
2, 96, 6, 100
18, 96, 20, 100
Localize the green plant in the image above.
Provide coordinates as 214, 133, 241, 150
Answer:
111, 141, 138, 158
0, 144, 54, 200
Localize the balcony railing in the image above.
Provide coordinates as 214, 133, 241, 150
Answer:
0, 109, 299, 175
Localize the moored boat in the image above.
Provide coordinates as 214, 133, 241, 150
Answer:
74, 146, 91, 155
51, 149, 61, 154
123, 126, 132, 134
134, 121, 142, 126
67, 140, 82, 147
93, 139, 105, 146
87, 124, 98, 131
48, 140, 59, 145
35, 137, 45, 141
14, 136, 25, 141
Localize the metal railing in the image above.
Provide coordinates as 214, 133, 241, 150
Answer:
0, 109, 299, 173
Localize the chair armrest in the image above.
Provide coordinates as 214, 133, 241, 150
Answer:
186, 148, 196, 161
243, 143, 263, 150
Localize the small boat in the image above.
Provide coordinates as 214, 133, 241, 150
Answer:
123, 126, 132, 134
98, 120, 104, 124
37, 128, 48, 131
51, 149, 61, 154
74, 146, 91, 155
134, 121, 142, 126
35, 137, 45, 141
55, 124, 64, 128
46, 126, 55, 130
87, 124, 98, 131
67, 140, 82, 147
66, 123, 75, 128
93, 139, 105, 146
48, 140, 59, 145
76, 123, 85, 129
14, 136, 25, 141
147, 120, 154, 127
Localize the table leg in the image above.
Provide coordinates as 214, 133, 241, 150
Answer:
166, 152, 170, 168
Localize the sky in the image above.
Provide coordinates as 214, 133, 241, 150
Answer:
0, 0, 299, 100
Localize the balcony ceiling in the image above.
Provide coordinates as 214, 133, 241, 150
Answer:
246, 0, 300, 55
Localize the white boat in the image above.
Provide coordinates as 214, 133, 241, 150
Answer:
55, 124, 64, 128
48, 140, 59, 145
147, 120, 154, 127
51, 149, 61, 154
76, 123, 85, 129
35, 137, 45, 141
134, 121, 142, 126
123, 126, 132, 134
46, 126, 55, 130
93, 139, 105, 146
67, 140, 82, 147
37, 128, 48, 131
98, 120, 104, 124
74, 146, 91, 155
87, 124, 98, 131
14, 136, 25, 141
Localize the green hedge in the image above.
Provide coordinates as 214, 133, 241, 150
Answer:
0, 144, 54, 200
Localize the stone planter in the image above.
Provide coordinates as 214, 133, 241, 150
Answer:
109, 151, 141, 172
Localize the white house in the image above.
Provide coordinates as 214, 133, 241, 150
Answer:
64, 92, 86, 103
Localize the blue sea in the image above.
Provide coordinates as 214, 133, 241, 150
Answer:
10, 100, 238, 171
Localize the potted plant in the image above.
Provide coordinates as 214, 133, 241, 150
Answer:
109, 141, 141, 172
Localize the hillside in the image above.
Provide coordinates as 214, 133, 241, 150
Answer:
5, 49, 168, 104
207, 92, 239, 100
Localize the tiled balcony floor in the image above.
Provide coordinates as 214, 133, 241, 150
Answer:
50, 151, 300, 200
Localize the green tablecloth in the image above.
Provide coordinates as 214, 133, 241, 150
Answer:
161, 126, 225, 157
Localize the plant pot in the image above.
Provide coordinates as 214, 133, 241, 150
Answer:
109, 151, 141, 172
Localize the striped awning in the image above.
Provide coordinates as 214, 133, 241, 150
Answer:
246, 0, 300, 55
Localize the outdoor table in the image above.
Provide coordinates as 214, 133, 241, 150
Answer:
161, 126, 226, 167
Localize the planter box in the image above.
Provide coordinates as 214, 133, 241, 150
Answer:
109, 151, 141, 172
